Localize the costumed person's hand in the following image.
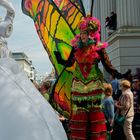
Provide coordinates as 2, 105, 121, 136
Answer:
122, 69, 131, 79
54, 51, 68, 66
59, 115, 66, 121
114, 69, 131, 79
54, 51, 65, 65
54, 49, 74, 67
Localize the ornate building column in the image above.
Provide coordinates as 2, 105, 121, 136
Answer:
117, 0, 140, 28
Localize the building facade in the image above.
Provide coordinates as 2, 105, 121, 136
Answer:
83, 0, 140, 80
12, 52, 37, 80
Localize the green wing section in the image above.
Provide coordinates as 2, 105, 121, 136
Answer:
22, 0, 84, 117
53, 0, 85, 34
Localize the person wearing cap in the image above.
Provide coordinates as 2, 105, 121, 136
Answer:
54, 16, 131, 140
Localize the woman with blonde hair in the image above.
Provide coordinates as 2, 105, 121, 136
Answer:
115, 80, 135, 140
102, 83, 114, 140
102, 83, 114, 129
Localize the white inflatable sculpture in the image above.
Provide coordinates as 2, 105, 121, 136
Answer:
0, 1, 67, 140
0, 0, 14, 57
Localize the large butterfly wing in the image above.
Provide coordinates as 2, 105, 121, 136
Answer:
54, 0, 85, 15
22, 0, 84, 118
53, 0, 85, 34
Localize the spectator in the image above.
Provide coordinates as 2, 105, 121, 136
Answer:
109, 74, 119, 99
115, 80, 135, 140
132, 75, 140, 135
105, 17, 110, 27
105, 16, 112, 36
40, 81, 51, 101
102, 83, 114, 138
103, 83, 114, 125
109, 12, 117, 30
105, 11, 117, 36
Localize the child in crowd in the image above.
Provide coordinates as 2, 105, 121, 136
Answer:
102, 83, 114, 139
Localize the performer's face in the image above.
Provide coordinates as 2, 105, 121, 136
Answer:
80, 30, 89, 44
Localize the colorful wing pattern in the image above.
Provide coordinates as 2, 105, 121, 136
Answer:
22, 0, 85, 117
54, 0, 85, 14
53, 0, 85, 34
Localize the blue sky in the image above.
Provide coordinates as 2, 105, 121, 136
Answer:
0, 0, 53, 75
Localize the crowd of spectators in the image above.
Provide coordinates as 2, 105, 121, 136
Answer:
30, 67, 140, 140
104, 68, 140, 140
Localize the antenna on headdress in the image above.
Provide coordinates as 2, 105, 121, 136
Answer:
90, 0, 94, 17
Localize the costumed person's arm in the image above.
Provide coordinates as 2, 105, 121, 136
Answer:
54, 47, 75, 67
99, 49, 131, 79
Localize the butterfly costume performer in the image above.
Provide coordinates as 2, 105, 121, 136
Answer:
0, 0, 67, 140
22, 0, 130, 139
